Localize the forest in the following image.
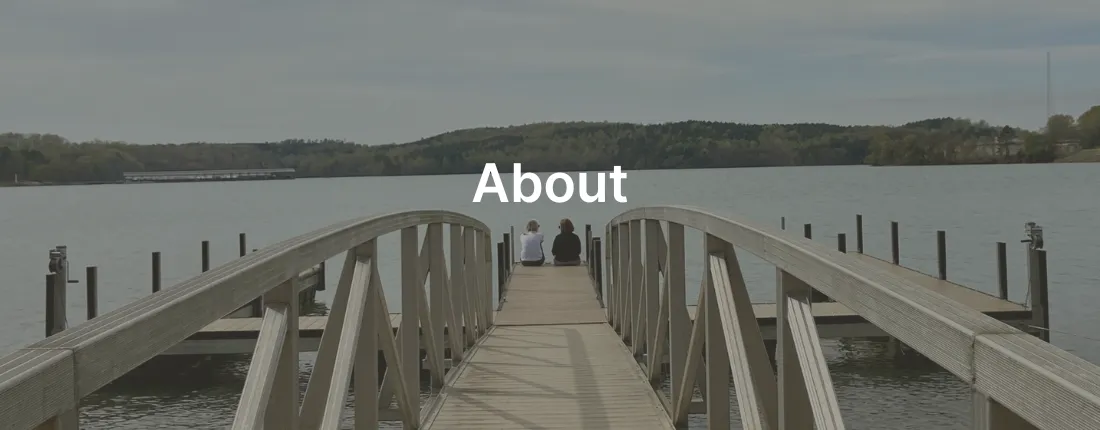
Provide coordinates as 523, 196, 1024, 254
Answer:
2, 104, 1098, 184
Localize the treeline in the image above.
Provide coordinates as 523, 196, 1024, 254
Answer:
2, 108, 1097, 184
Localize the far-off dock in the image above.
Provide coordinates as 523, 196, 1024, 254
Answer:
122, 168, 296, 183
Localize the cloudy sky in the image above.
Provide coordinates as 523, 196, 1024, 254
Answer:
2, 0, 1099, 145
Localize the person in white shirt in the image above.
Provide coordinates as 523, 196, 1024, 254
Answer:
519, 219, 545, 266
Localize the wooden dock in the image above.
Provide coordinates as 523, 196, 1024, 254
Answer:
421, 265, 675, 429
421, 259, 1033, 428
10, 208, 1091, 430
171, 250, 1036, 355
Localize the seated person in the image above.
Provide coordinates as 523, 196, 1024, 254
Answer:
551, 218, 582, 266
519, 219, 545, 266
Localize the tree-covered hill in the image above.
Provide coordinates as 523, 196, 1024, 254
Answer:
3, 108, 1098, 184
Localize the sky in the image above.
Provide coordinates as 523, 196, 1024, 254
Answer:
1, 0, 1099, 145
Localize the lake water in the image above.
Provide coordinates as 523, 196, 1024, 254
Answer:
1, 164, 1098, 428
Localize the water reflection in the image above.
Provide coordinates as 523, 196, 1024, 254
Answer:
77, 337, 973, 429
82, 355, 248, 428
660, 338, 971, 430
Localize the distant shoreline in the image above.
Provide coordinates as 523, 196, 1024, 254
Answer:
0, 177, 294, 187
4, 116, 1094, 184
6, 159, 1096, 188
1, 180, 121, 187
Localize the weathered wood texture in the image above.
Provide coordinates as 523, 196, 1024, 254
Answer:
849, 253, 1025, 312
424, 324, 674, 429
494, 265, 607, 325
192, 247, 1031, 341
0, 211, 490, 430
424, 266, 674, 429
608, 205, 1100, 430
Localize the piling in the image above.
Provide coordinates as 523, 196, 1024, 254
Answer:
802, 224, 829, 302
585, 224, 592, 262
890, 221, 900, 264
45, 273, 61, 337
856, 214, 864, 253
201, 240, 210, 272
239, 242, 263, 315
837, 233, 847, 253
497, 242, 506, 304
1037, 250, 1050, 342
593, 238, 603, 303
937, 230, 947, 280
502, 233, 512, 274
86, 266, 98, 319
1030, 249, 1050, 342
152, 252, 162, 293
316, 261, 326, 291
996, 242, 1008, 299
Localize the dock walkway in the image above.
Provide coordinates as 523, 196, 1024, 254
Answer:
422, 265, 674, 430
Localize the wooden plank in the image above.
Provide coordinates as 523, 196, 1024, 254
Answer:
189, 298, 1030, 342
185, 253, 1031, 351
12, 211, 489, 408
423, 324, 675, 430
494, 265, 606, 325
0, 350, 76, 430
608, 206, 1100, 430
849, 253, 1026, 312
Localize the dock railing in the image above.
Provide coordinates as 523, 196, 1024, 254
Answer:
0, 210, 494, 430
605, 205, 1100, 430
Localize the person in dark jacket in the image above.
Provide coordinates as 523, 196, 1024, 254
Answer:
551, 218, 582, 266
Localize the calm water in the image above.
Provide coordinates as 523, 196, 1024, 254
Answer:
2, 164, 1098, 428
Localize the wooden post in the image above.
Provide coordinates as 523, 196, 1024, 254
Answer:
586, 226, 594, 275
1033, 249, 1050, 342
996, 242, 1008, 300
86, 266, 98, 320
497, 241, 506, 303
45, 273, 60, 337
802, 225, 829, 302
511, 225, 516, 264
593, 238, 603, 302
585, 224, 592, 262
316, 260, 326, 291
837, 233, 847, 253
152, 252, 162, 293
937, 230, 947, 280
890, 221, 900, 264
46, 247, 70, 337
856, 214, 864, 253
781, 216, 786, 230
201, 240, 210, 272
246, 234, 261, 317
502, 232, 512, 273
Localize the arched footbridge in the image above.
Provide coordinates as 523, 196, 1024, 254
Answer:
1, 207, 1095, 429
